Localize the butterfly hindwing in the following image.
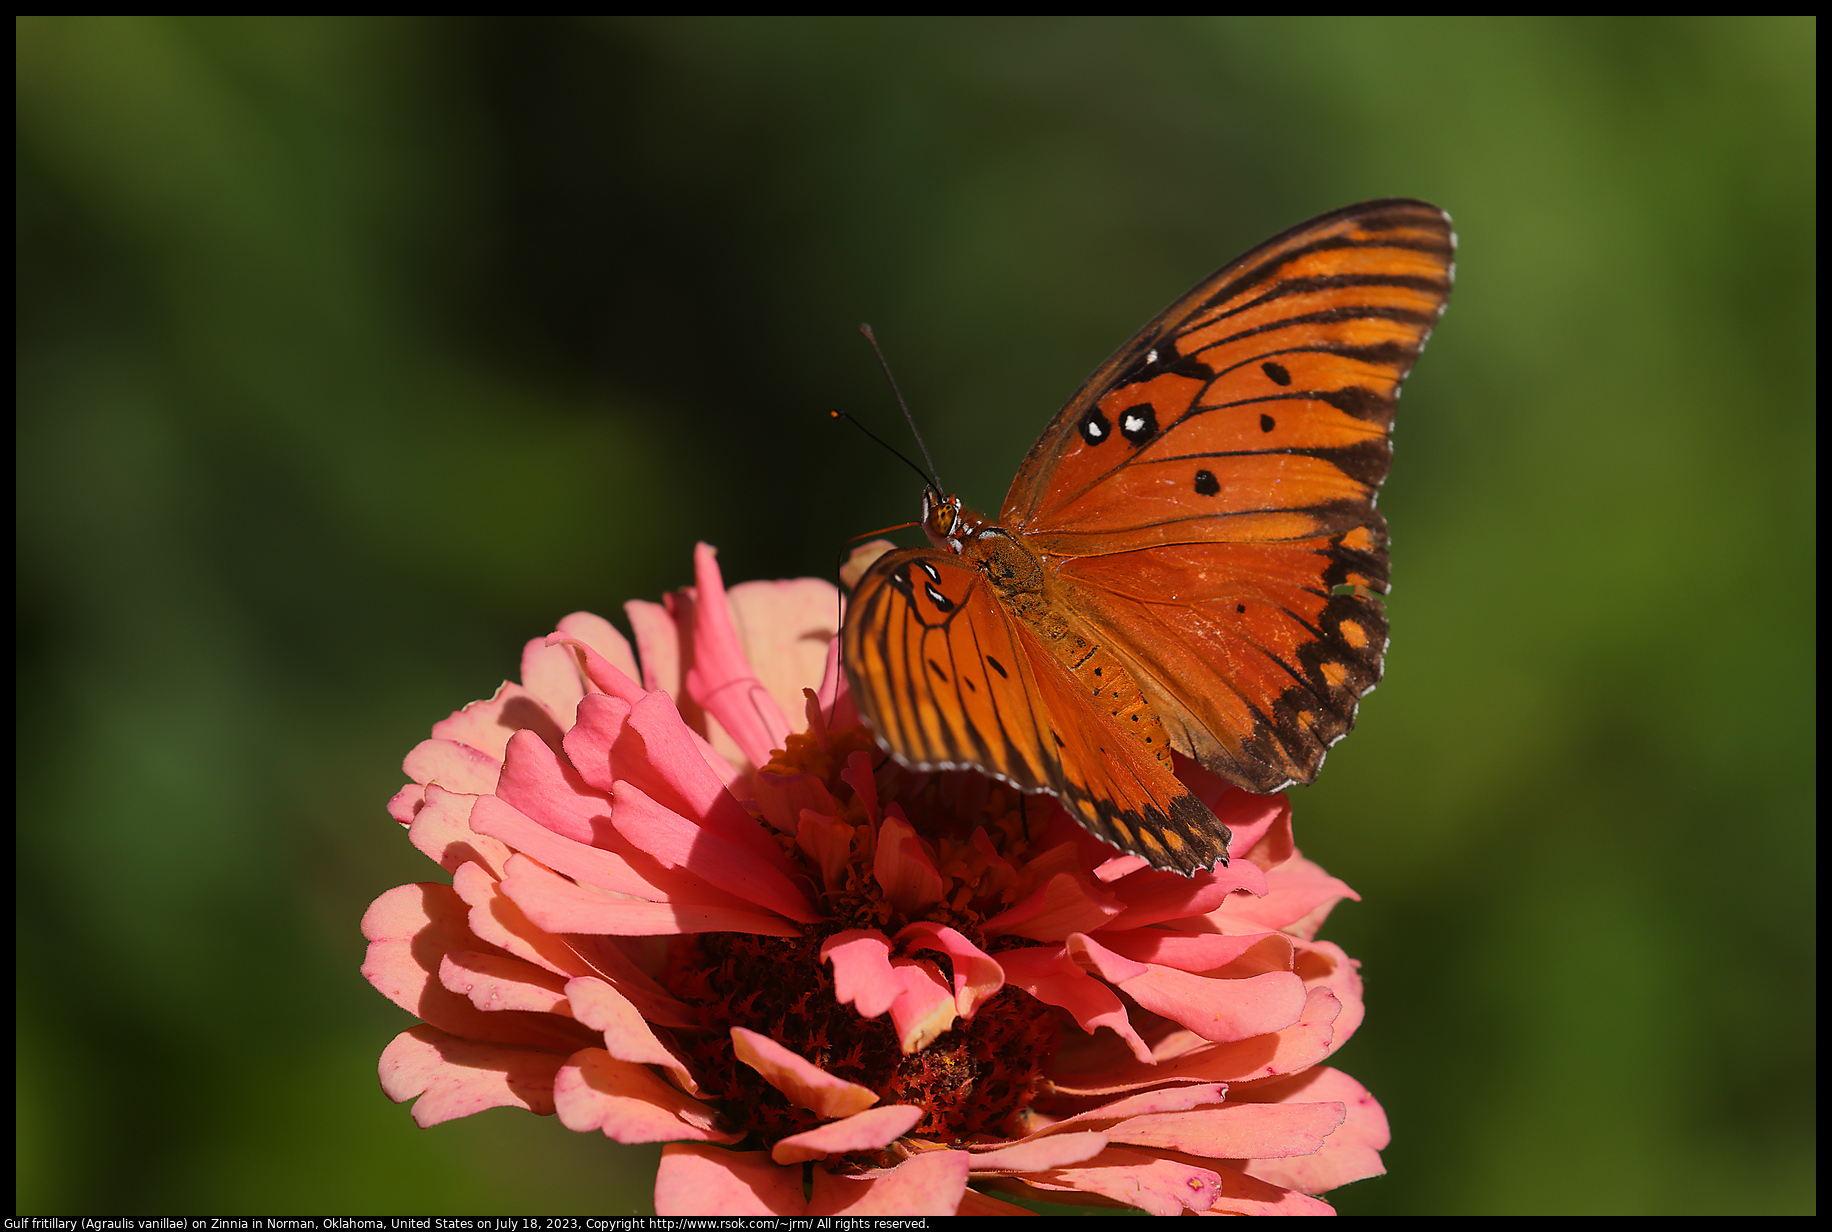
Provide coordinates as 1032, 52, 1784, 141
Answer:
844, 544, 1230, 875
843, 546, 1055, 794
1012, 622, 1231, 875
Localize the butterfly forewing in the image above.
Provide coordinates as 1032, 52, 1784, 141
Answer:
1003, 198, 1453, 544
997, 198, 1453, 792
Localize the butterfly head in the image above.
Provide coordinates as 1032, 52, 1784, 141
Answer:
920, 488, 969, 555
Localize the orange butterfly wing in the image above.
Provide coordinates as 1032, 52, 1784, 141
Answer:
841, 199, 1454, 873
1002, 198, 1455, 792
843, 544, 1229, 873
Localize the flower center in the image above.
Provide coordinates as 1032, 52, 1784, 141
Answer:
657, 723, 1065, 1152
662, 929, 1058, 1150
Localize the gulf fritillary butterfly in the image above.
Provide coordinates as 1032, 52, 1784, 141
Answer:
840, 199, 1455, 875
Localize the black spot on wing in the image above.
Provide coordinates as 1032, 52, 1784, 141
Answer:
1118, 403, 1158, 446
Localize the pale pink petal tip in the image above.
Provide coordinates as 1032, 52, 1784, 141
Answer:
729, 1027, 877, 1120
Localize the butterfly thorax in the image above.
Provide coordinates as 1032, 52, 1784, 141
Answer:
922, 489, 1042, 595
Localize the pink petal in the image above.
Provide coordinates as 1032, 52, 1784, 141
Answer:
431, 677, 565, 766
609, 779, 820, 923
729, 1026, 878, 1120
1059, 1083, 1233, 1125
1228, 853, 1360, 937
406, 784, 511, 878
565, 976, 696, 1091
752, 769, 840, 834
512, 637, 589, 731
361, 881, 594, 1052
555, 1049, 740, 1144
1108, 1100, 1347, 1160
402, 736, 501, 796
1117, 967, 1309, 1045
449, 861, 604, 982
996, 945, 1152, 1063
1009, 1084, 1231, 1143
611, 693, 810, 881
499, 852, 801, 937
722, 573, 840, 732
888, 957, 958, 1053
655, 1144, 807, 1216
545, 627, 648, 709
838, 750, 879, 823
1052, 987, 1343, 1095
1225, 794, 1296, 869
439, 949, 571, 1015
379, 1025, 564, 1125
806, 1149, 971, 1216
625, 597, 686, 699
821, 929, 899, 1019
1098, 858, 1268, 931
838, 539, 895, 588
1063, 932, 1149, 983
546, 690, 631, 798
873, 812, 944, 916
387, 782, 425, 826
554, 633, 744, 792
811, 631, 861, 731
1235, 1067, 1389, 1194
1020, 1144, 1223, 1216
1086, 927, 1277, 973
962, 1131, 1110, 1171
770, 1104, 925, 1164
797, 809, 856, 893
493, 727, 612, 846
684, 543, 793, 766
554, 610, 642, 688
561, 934, 701, 1031
470, 792, 729, 907
896, 921, 1004, 1018
1072, 933, 1307, 1044
982, 869, 1127, 941
1299, 939, 1365, 1047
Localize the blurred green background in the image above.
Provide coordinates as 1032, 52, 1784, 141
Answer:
17, 17, 1813, 1216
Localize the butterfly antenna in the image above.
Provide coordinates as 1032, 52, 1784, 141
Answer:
859, 323, 943, 492
830, 410, 936, 493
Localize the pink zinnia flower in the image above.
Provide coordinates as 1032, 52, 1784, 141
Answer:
363, 544, 1387, 1215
